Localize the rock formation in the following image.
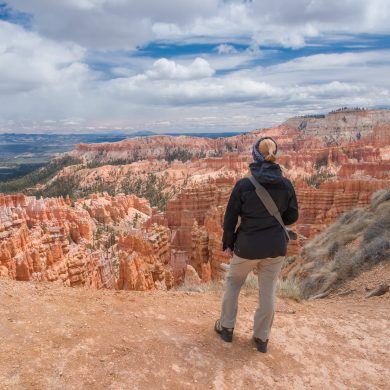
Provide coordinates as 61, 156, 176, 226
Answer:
79, 193, 151, 225
116, 225, 173, 291
0, 194, 103, 287
0, 193, 155, 290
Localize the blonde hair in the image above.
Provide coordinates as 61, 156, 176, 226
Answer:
259, 138, 277, 162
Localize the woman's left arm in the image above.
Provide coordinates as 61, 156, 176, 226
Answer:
282, 181, 299, 225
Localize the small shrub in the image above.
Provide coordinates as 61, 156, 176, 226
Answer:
165, 148, 194, 163
328, 241, 339, 258
277, 279, 302, 301
176, 280, 225, 293
363, 218, 390, 243
243, 272, 258, 291
338, 208, 361, 224
303, 170, 335, 188
370, 189, 390, 211
362, 236, 390, 265
282, 256, 296, 269
314, 155, 328, 169
333, 248, 356, 280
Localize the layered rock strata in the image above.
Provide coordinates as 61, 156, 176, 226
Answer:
116, 225, 173, 291
0, 193, 156, 289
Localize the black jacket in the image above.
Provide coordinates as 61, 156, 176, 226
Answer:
222, 161, 298, 259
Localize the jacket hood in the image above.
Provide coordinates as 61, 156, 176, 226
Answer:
249, 161, 283, 184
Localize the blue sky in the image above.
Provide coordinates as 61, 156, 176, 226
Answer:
0, 0, 390, 133
0, 1, 31, 27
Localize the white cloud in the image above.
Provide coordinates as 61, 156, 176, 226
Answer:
145, 57, 215, 80
0, 21, 97, 122
216, 44, 237, 55
7, 0, 219, 50
0, 21, 90, 94
98, 48, 390, 114
273, 51, 390, 72
7, 0, 390, 50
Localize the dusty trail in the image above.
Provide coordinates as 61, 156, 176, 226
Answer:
0, 279, 389, 389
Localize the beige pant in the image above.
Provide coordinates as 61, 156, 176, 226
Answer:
220, 254, 284, 341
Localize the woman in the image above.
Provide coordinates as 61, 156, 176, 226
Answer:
215, 137, 298, 353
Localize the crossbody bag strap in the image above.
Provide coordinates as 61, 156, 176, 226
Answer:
247, 175, 290, 241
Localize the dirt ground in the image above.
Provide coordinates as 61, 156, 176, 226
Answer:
0, 279, 389, 390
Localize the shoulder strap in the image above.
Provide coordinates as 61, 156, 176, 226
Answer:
247, 175, 290, 241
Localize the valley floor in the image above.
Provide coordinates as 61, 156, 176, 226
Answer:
0, 279, 389, 390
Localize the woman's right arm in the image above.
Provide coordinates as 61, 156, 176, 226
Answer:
222, 182, 241, 251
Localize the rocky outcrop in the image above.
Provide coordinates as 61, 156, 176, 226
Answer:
79, 193, 151, 225
0, 193, 156, 288
72, 135, 229, 165
0, 193, 176, 290
170, 250, 188, 285
116, 225, 173, 291
295, 179, 390, 237
285, 109, 390, 142
166, 179, 234, 280
0, 194, 107, 287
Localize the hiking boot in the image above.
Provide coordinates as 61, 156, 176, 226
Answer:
214, 319, 233, 342
253, 337, 268, 353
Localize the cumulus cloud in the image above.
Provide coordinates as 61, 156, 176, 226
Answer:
0, 20, 97, 122
105, 75, 282, 106
98, 48, 390, 115
0, 21, 90, 95
145, 58, 215, 80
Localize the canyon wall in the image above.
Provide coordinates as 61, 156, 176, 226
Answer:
0, 194, 103, 287
285, 109, 390, 141
0, 193, 165, 290
116, 224, 174, 291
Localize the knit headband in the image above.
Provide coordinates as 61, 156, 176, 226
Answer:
252, 137, 278, 163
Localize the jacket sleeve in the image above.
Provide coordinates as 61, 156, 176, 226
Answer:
222, 182, 242, 250
282, 181, 299, 226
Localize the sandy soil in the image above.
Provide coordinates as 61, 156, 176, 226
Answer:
0, 279, 389, 390
332, 261, 390, 299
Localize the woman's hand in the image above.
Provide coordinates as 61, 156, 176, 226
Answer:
224, 248, 233, 258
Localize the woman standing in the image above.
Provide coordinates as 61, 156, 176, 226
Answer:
215, 137, 298, 353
